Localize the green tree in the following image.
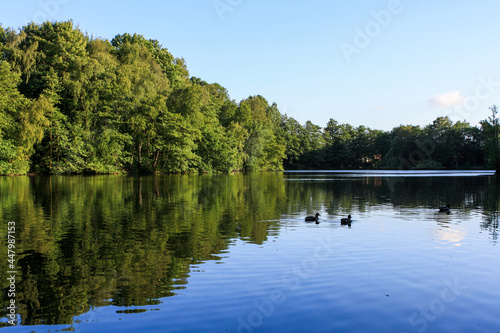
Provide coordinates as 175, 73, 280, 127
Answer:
279, 115, 304, 169
297, 121, 325, 169
323, 119, 356, 168
481, 105, 500, 170
112, 33, 190, 90
0, 61, 49, 174
236, 96, 286, 171
383, 125, 423, 169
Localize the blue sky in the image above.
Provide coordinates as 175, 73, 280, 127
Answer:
2, 0, 500, 130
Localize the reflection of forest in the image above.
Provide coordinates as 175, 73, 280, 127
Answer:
284, 173, 497, 213
0, 174, 285, 325
0, 173, 498, 325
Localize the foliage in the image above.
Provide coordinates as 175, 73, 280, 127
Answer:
0, 21, 287, 174
280, 116, 485, 170
481, 105, 500, 170
0, 61, 49, 174
0, 21, 494, 174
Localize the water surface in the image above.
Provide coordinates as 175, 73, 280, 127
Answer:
1, 171, 499, 332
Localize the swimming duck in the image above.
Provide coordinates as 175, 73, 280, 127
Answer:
341, 215, 352, 224
439, 204, 451, 214
305, 213, 320, 222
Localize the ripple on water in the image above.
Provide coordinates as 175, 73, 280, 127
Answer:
5, 173, 500, 332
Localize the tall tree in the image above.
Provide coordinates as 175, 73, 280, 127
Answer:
0, 61, 49, 174
481, 105, 500, 171
279, 115, 304, 169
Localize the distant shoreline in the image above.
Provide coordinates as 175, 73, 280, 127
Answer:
1, 169, 496, 177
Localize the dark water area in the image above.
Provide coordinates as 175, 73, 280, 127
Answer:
1, 171, 499, 332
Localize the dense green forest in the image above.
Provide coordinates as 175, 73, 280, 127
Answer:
1, 21, 499, 175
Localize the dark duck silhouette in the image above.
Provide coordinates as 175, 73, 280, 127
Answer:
341, 215, 352, 225
439, 204, 451, 214
305, 213, 320, 223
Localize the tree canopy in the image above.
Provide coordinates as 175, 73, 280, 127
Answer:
0, 21, 496, 174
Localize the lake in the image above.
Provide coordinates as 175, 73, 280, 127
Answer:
1, 171, 500, 332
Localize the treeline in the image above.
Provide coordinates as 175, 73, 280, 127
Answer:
0, 21, 498, 174
283, 116, 487, 170
284, 106, 500, 170
0, 21, 285, 174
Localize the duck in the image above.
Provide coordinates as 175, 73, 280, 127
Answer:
341, 215, 352, 224
305, 213, 320, 223
439, 204, 451, 214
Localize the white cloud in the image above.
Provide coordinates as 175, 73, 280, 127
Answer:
427, 91, 466, 108
372, 105, 384, 111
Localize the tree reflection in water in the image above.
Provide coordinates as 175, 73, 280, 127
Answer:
0, 172, 497, 326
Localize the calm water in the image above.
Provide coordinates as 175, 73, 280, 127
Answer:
1, 171, 499, 332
